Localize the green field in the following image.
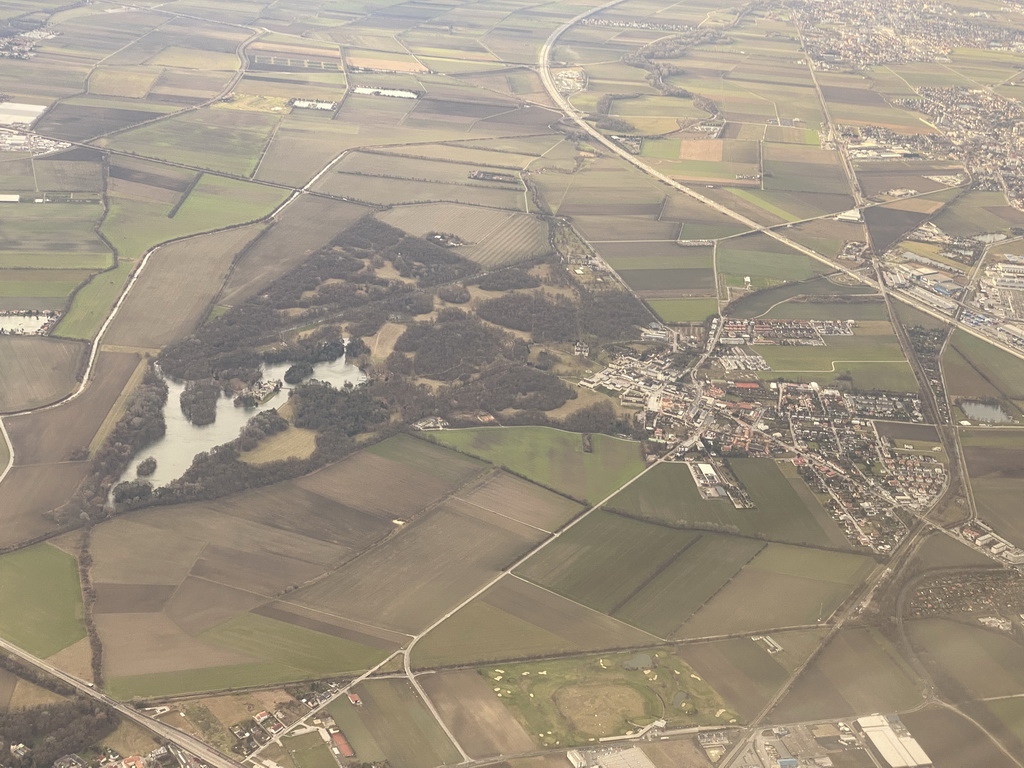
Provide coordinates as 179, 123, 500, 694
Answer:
344, 679, 461, 768
517, 511, 698, 615
681, 544, 876, 637
283, 732, 338, 768
200, 612, 389, 677
102, 176, 288, 260
648, 298, 719, 323
944, 329, 1024, 402
427, 428, 645, 503
608, 460, 849, 548
53, 261, 134, 340
485, 650, 737, 745
0, 544, 85, 658
106, 662, 308, 700
102, 110, 280, 177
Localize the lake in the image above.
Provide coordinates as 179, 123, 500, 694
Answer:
961, 400, 1013, 424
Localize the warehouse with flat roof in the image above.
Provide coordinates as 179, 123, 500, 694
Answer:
855, 715, 932, 768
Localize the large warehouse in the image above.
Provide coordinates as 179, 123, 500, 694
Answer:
855, 715, 932, 768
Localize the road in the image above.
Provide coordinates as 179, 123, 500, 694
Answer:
536, 6, 1024, 366
0, 636, 243, 768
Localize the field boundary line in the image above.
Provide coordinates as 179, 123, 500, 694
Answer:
451, 495, 552, 534
508, 573, 665, 642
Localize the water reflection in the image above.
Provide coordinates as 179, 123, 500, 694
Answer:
961, 400, 1013, 424
118, 357, 364, 490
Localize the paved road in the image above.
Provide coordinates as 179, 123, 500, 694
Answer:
536, 9, 1024, 364
0, 637, 242, 768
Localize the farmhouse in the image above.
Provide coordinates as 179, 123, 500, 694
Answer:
855, 715, 932, 768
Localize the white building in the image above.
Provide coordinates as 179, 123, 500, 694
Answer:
855, 715, 932, 768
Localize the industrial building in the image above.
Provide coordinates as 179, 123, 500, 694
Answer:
855, 715, 932, 768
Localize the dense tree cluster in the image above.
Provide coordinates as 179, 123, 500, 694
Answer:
437, 283, 470, 304
394, 308, 522, 380
179, 379, 220, 426
443, 365, 575, 412
476, 289, 647, 343
477, 292, 577, 341
476, 268, 541, 291
238, 409, 289, 451
291, 380, 389, 437
54, 367, 167, 524
0, 700, 118, 768
621, 29, 721, 97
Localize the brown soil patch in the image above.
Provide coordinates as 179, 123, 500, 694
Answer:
369, 322, 405, 359
100, 721, 159, 756
8, 679, 66, 709
253, 603, 403, 650
46, 637, 94, 680
884, 197, 944, 214
553, 683, 646, 736
0, 463, 91, 548
94, 583, 178, 614
5, 350, 139, 465
456, 471, 581, 532
97, 613, 254, 677
421, 670, 537, 758
164, 577, 266, 635
189, 542, 325, 596
678, 139, 724, 161
199, 689, 299, 730
346, 56, 426, 73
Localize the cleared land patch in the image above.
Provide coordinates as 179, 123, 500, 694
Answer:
0, 336, 85, 412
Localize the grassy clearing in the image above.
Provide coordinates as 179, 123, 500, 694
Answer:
427, 428, 645, 503
648, 298, 719, 323
239, 426, 317, 464
0, 544, 85, 658
284, 732, 337, 768
484, 650, 738, 746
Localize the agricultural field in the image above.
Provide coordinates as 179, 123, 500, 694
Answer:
647, 298, 719, 323
376, 204, 552, 267
327, 679, 461, 768
908, 618, 1024, 701
726, 274, 878, 318
680, 629, 828, 721
902, 707, 1019, 768
601, 243, 716, 299
427, 427, 646, 503
412, 575, 658, 669
943, 329, 1024, 406
102, 224, 265, 350
607, 459, 850, 549
680, 545, 876, 638
717, 233, 830, 290
963, 430, 1024, 547
768, 627, 923, 722
0, 544, 85, 659
100, 109, 281, 177
0, 336, 85, 412
420, 670, 538, 759
86, 434, 559, 696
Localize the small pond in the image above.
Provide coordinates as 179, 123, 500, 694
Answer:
961, 400, 1013, 424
